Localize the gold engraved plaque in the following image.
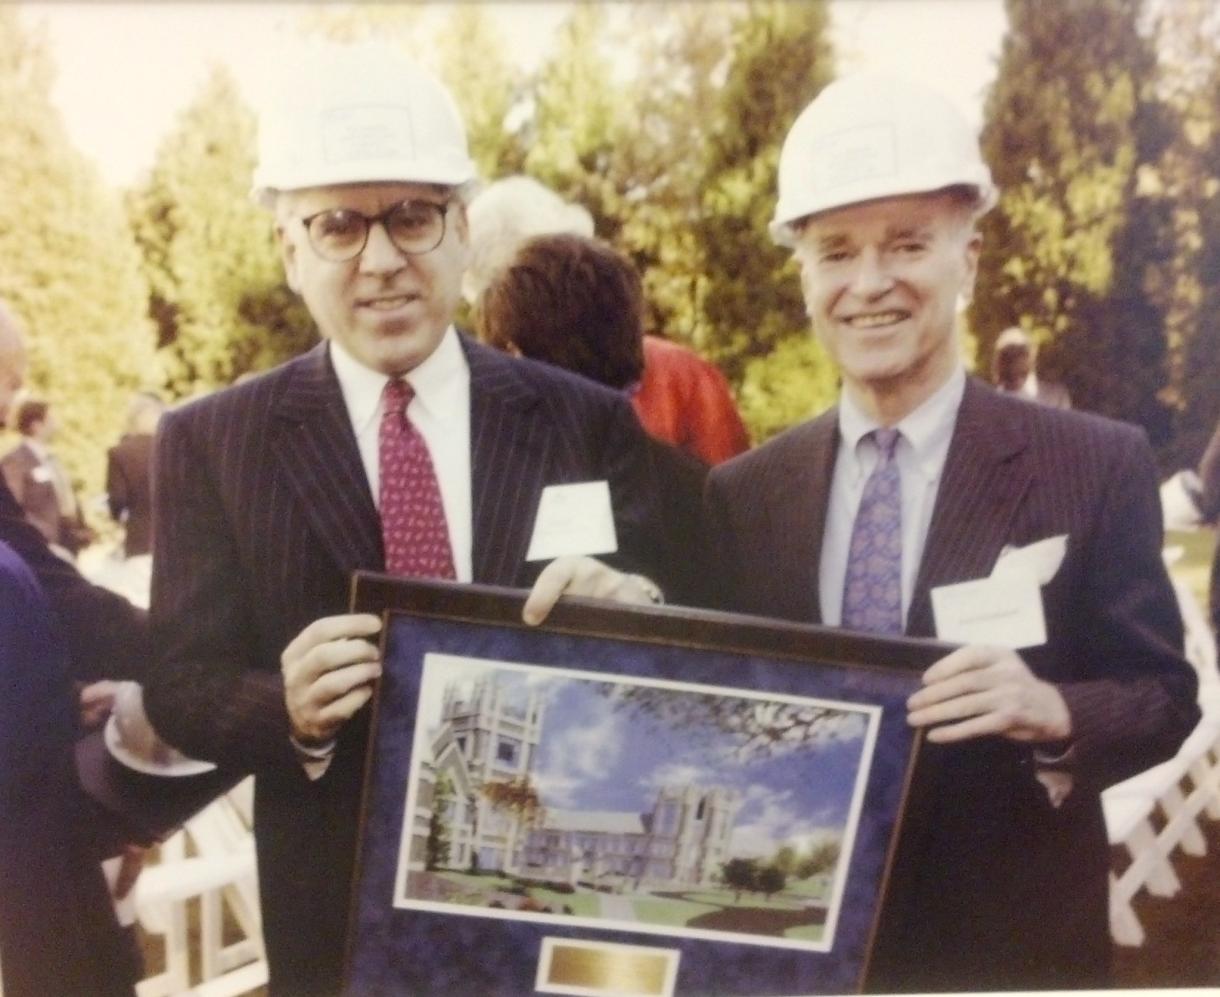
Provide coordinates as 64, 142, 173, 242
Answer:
536, 937, 679, 997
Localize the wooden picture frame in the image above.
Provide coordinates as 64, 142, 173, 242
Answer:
345, 573, 944, 996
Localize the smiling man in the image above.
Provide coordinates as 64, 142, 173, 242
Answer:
143, 44, 661, 996
701, 74, 1198, 990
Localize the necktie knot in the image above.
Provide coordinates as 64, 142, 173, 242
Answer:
872, 427, 900, 463
383, 378, 413, 426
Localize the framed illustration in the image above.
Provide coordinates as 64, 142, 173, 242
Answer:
345, 573, 945, 996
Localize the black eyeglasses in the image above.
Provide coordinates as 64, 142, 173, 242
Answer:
299, 199, 452, 263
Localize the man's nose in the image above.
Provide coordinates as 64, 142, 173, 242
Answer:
847, 249, 894, 298
358, 220, 407, 274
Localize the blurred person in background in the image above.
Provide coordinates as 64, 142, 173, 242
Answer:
0, 300, 145, 997
991, 325, 1072, 409
466, 174, 751, 465
2, 397, 95, 558
106, 391, 165, 559
480, 231, 707, 603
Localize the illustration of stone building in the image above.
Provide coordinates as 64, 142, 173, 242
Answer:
523, 784, 740, 888
406, 674, 740, 891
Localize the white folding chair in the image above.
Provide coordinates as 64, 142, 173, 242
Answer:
134, 778, 267, 997
1103, 555, 1220, 946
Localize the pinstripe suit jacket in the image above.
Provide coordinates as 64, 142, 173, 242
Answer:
145, 335, 661, 995
705, 377, 1198, 991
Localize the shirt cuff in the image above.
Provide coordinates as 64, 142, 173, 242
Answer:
290, 733, 336, 781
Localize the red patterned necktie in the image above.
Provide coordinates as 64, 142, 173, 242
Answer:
379, 378, 456, 579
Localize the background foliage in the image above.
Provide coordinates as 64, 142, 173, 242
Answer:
3, 0, 1219, 516
0, 7, 158, 501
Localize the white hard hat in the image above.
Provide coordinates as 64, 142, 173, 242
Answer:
252, 42, 476, 207
770, 72, 997, 246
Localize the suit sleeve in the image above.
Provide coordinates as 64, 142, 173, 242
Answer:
143, 408, 298, 776
0, 480, 149, 683
1056, 429, 1200, 787
699, 468, 744, 612
597, 395, 668, 585
1, 455, 24, 506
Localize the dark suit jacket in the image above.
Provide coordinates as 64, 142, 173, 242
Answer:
705, 378, 1198, 991
646, 436, 708, 605
0, 542, 139, 997
1, 441, 92, 554
0, 478, 148, 683
106, 433, 155, 557
145, 335, 661, 996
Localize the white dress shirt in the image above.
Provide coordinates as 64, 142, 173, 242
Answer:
818, 366, 966, 628
329, 328, 473, 582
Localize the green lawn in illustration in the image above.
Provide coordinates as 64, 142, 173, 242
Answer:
419, 869, 832, 940
534, 887, 599, 916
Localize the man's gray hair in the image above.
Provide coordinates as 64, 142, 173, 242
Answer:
463, 176, 594, 303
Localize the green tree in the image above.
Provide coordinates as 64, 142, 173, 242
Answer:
436, 5, 525, 181
426, 773, 454, 871
596, 681, 865, 761
1148, 2, 1220, 465
973, 0, 1172, 442
127, 66, 313, 398
795, 834, 841, 880
721, 856, 758, 901
692, 0, 836, 440
522, 5, 626, 242
0, 8, 157, 499
613, 3, 737, 340
756, 863, 786, 900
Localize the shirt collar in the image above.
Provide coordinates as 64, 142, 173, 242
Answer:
838, 364, 966, 478
329, 326, 464, 434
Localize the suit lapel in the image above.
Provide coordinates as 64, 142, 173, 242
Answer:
906, 378, 1031, 637
777, 411, 839, 624
464, 337, 550, 583
270, 343, 382, 576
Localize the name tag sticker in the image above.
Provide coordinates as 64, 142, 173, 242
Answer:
992, 534, 1068, 585
931, 564, 1047, 649
526, 481, 618, 562
31, 465, 53, 484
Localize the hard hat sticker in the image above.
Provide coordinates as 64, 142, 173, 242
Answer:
811, 124, 897, 192
322, 105, 416, 165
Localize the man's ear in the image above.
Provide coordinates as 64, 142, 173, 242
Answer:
960, 230, 982, 301
452, 203, 471, 266
277, 226, 302, 294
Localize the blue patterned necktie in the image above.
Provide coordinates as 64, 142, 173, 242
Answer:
841, 427, 903, 635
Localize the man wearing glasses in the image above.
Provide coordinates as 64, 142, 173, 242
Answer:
144, 44, 662, 996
